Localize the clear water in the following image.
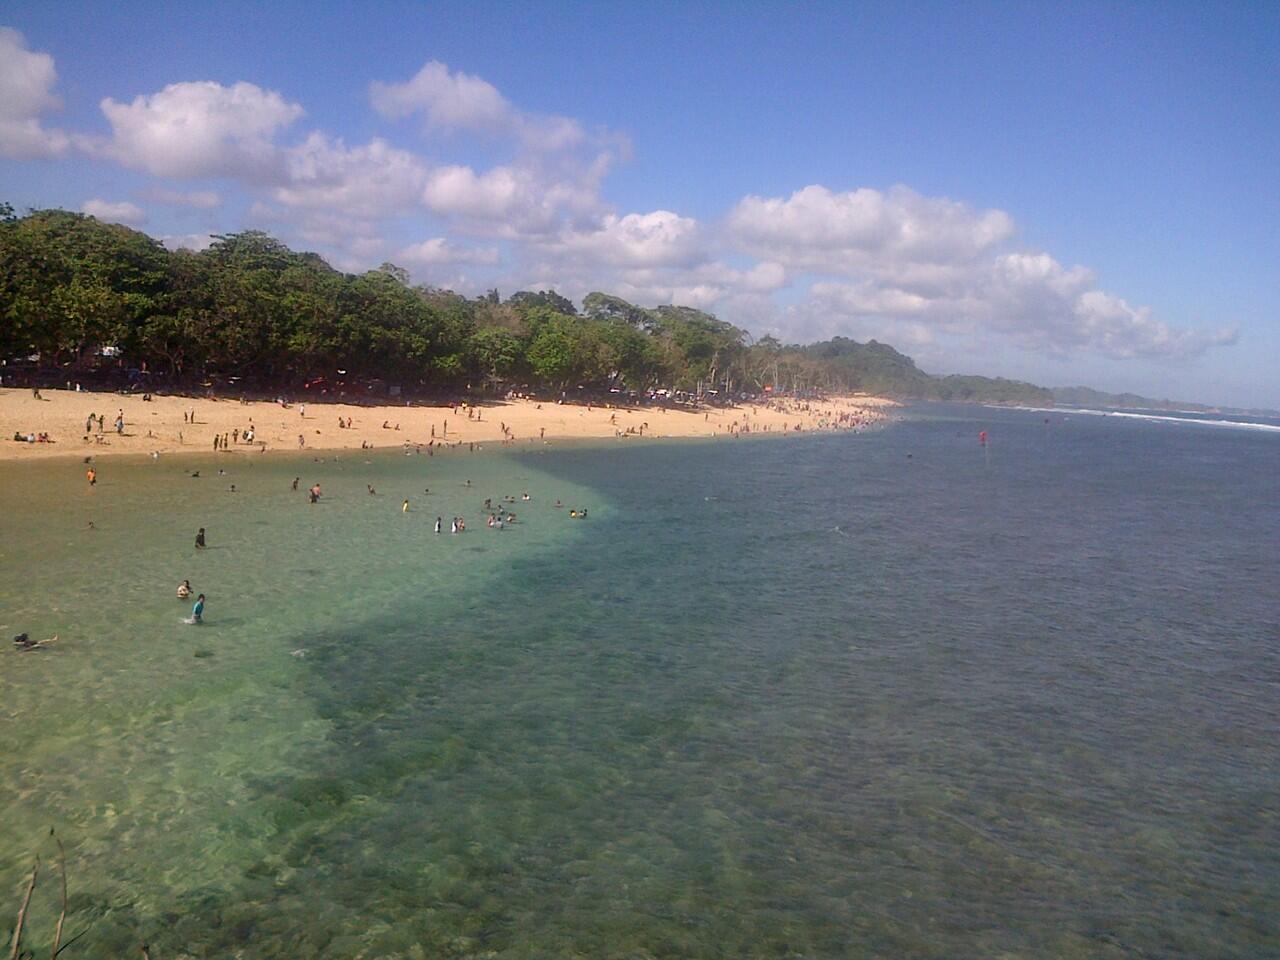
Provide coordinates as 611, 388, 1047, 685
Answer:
1, 405, 1277, 958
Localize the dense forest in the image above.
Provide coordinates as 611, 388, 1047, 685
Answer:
0, 207, 1052, 405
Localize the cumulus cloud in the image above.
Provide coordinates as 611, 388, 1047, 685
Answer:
728, 184, 1014, 274
275, 132, 427, 217
146, 187, 221, 208
0, 27, 70, 158
81, 198, 146, 225
550, 210, 705, 268
806, 250, 1236, 359
722, 183, 1234, 359
371, 60, 585, 152
397, 237, 500, 267
95, 80, 303, 181
421, 162, 604, 237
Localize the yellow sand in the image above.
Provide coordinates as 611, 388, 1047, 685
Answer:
0, 387, 896, 461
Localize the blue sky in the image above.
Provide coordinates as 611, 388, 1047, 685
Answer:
2, 1, 1277, 407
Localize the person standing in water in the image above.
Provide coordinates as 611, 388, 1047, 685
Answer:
86, 467, 97, 486
435, 516, 442, 533
402, 499, 410, 513
195, 527, 207, 549
191, 594, 205, 623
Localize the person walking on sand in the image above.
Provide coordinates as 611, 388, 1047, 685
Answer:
195, 527, 207, 549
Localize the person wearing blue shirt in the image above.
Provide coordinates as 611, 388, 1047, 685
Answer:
192, 594, 205, 623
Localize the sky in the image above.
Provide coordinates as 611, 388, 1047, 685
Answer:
2, 1, 1277, 408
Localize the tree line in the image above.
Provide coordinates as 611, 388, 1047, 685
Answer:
0, 206, 1052, 405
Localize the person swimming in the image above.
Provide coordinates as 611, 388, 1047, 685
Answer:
13, 633, 56, 651
191, 594, 205, 623
177, 579, 191, 598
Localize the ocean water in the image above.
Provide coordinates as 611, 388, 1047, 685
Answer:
1, 404, 1277, 959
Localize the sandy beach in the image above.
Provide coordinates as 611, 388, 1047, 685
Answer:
0, 387, 895, 461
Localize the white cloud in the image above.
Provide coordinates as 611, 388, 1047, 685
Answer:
96, 80, 303, 181
81, 198, 146, 225
421, 163, 603, 237
275, 132, 427, 217
806, 251, 1236, 359
371, 60, 585, 152
397, 237, 500, 267
0, 27, 70, 159
423, 164, 522, 219
810, 280, 931, 317
695, 259, 788, 293
146, 187, 221, 208
372, 61, 510, 131
160, 233, 216, 252
725, 183, 1232, 359
551, 210, 705, 268
727, 184, 1015, 275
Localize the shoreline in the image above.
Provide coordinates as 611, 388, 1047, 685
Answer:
0, 388, 896, 463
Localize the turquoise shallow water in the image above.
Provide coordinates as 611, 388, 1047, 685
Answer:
1, 407, 1277, 958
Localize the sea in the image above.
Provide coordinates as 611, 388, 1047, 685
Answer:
1, 402, 1276, 959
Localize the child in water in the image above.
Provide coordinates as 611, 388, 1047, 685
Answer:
191, 594, 205, 623
177, 579, 191, 598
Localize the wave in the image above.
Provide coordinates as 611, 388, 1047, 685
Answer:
1010, 405, 1280, 433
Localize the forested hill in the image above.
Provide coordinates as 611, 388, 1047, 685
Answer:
1051, 386, 1278, 418
1, 206, 1049, 404
799, 338, 1052, 405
